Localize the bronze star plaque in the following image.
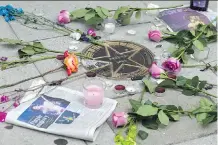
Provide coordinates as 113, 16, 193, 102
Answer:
81, 40, 154, 79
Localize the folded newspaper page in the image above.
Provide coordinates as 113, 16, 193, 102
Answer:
5, 86, 117, 141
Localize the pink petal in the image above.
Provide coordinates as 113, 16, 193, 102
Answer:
0, 112, 7, 122
115, 116, 128, 127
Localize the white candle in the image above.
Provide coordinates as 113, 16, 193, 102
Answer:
104, 23, 115, 34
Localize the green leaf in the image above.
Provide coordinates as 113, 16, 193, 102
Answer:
21, 46, 35, 55
70, 8, 89, 18
95, 6, 107, 19
193, 39, 204, 51
176, 76, 187, 87
190, 30, 195, 36
202, 115, 216, 125
166, 105, 178, 111
192, 106, 212, 114
135, 10, 141, 19
100, 7, 111, 17
158, 79, 176, 88
186, 48, 194, 54
198, 81, 207, 90
113, 6, 129, 19
181, 53, 188, 64
137, 130, 148, 140
144, 100, 153, 105
168, 113, 180, 121
158, 110, 169, 125
86, 16, 103, 25
84, 10, 96, 21
142, 118, 158, 130
206, 30, 214, 37
171, 47, 186, 58
178, 106, 184, 114
136, 105, 158, 117
200, 98, 214, 107
143, 79, 155, 93
196, 113, 207, 122
129, 99, 142, 112
182, 89, 195, 96
191, 76, 199, 88
117, 10, 134, 26
32, 42, 47, 53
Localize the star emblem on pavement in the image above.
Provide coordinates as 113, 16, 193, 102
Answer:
93, 45, 148, 78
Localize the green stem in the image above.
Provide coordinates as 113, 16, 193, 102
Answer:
132, 4, 183, 11
182, 64, 207, 68
186, 84, 217, 98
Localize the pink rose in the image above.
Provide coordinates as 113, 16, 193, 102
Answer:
148, 30, 161, 42
162, 57, 181, 74
112, 112, 128, 128
0, 112, 7, 122
149, 62, 165, 78
57, 10, 71, 24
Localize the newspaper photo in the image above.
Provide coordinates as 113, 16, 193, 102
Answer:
5, 86, 117, 141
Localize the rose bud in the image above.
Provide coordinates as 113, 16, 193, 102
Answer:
57, 10, 71, 24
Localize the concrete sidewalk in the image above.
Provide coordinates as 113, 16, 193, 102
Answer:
0, 1, 217, 145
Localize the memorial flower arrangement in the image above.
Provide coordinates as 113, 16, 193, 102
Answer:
113, 57, 217, 143
0, 4, 217, 144
162, 18, 217, 63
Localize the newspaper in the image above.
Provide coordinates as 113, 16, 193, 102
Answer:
5, 86, 117, 141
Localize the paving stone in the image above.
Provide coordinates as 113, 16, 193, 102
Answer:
175, 134, 217, 145
0, 122, 86, 145
86, 123, 116, 145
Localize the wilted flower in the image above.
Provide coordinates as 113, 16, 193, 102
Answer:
149, 62, 165, 78
112, 112, 128, 128
64, 51, 79, 76
162, 57, 181, 74
148, 30, 162, 42
57, 10, 71, 24
87, 28, 96, 37
0, 95, 9, 103
0, 57, 8, 61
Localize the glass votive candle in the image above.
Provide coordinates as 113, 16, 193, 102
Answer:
83, 79, 105, 109
192, 46, 210, 61
103, 18, 116, 34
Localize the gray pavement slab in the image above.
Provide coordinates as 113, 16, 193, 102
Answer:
0, 1, 217, 145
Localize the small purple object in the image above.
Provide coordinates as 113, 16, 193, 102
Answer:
87, 28, 96, 37
13, 101, 20, 108
0, 96, 10, 103
0, 57, 8, 61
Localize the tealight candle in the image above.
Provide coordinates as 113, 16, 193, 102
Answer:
104, 23, 115, 34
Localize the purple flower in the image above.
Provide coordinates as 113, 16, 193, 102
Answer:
162, 57, 181, 74
0, 95, 10, 103
0, 57, 8, 61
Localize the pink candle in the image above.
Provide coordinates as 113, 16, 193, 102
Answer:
84, 85, 104, 109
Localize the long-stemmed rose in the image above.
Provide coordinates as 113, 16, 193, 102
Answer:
162, 57, 181, 75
